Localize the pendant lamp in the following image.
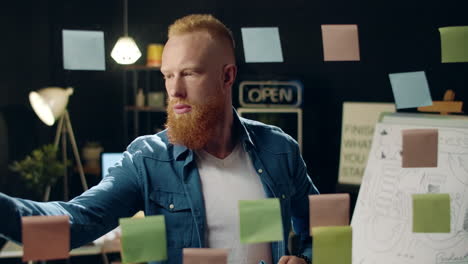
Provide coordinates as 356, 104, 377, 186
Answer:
111, 0, 141, 64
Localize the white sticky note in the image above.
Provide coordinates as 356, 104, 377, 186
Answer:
241, 27, 284, 63
62, 29, 106, 71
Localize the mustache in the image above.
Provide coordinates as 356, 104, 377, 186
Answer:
168, 98, 216, 108
167, 98, 195, 107
168, 98, 185, 104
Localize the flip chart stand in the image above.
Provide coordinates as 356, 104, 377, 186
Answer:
417, 89, 463, 115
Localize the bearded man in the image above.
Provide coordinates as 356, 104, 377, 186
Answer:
0, 14, 318, 264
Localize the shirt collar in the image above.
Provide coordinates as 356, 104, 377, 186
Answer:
232, 107, 256, 151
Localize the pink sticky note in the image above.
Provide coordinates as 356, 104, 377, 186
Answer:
22, 215, 70, 261
321, 25, 360, 61
402, 129, 438, 168
309, 194, 350, 235
183, 248, 228, 264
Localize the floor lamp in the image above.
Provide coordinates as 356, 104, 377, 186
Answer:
29, 87, 88, 201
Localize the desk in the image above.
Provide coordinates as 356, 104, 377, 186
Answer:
0, 239, 120, 264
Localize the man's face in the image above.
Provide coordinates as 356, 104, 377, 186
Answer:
161, 32, 228, 149
161, 31, 227, 107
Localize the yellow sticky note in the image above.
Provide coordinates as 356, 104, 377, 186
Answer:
413, 193, 450, 233
312, 226, 352, 264
439, 26, 468, 63
120, 215, 167, 263
239, 198, 283, 244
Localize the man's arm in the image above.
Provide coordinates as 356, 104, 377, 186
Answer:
290, 142, 319, 260
0, 150, 143, 249
0, 192, 23, 243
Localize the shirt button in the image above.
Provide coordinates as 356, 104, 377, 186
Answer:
258, 169, 263, 173
169, 204, 175, 210
282, 194, 286, 199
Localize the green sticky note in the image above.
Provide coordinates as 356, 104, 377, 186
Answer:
312, 226, 352, 264
239, 198, 283, 244
439, 26, 468, 63
119, 215, 167, 263
413, 193, 451, 233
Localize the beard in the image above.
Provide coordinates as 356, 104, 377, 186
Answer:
165, 95, 225, 150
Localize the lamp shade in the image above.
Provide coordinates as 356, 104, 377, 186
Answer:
111, 36, 142, 64
29, 87, 74, 126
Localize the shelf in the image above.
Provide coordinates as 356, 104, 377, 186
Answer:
123, 67, 166, 145
124, 65, 161, 71
125, 106, 166, 112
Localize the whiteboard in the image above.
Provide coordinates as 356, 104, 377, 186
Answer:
352, 123, 468, 264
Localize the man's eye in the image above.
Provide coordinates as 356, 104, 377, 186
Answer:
182, 72, 194, 76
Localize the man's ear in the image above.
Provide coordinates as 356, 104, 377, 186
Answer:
223, 64, 237, 89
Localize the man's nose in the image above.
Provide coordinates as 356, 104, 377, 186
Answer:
167, 77, 186, 99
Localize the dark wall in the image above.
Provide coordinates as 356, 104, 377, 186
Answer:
1, 0, 467, 197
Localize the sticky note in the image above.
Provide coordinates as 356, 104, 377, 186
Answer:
241, 27, 284, 63
22, 215, 70, 261
312, 226, 352, 264
239, 198, 283, 244
439, 26, 468, 63
321, 25, 360, 61
389, 71, 433, 109
412, 193, 450, 233
183, 248, 228, 264
62, 29, 106, 71
402, 129, 438, 168
119, 215, 167, 263
309, 194, 350, 234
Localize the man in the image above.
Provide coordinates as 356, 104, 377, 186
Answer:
0, 14, 318, 264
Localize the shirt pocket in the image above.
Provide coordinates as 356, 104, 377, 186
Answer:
148, 190, 193, 248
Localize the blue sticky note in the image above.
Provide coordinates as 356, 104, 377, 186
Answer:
62, 29, 106, 71
388, 71, 433, 109
241, 27, 284, 63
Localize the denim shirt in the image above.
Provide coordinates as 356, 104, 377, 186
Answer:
0, 110, 319, 264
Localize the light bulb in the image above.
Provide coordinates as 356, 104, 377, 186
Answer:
111, 36, 142, 65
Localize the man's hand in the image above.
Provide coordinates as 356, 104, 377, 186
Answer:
277, 255, 307, 264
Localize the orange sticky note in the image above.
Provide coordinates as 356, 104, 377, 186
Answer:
309, 194, 350, 235
183, 248, 228, 264
402, 129, 438, 168
321, 25, 360, 61
22, 215, 70, 261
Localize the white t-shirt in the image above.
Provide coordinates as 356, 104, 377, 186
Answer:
195, 143, 273, 264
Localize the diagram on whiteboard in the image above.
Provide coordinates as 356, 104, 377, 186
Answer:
352, 123, 468, 264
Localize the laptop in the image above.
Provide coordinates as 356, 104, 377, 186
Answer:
100, 152, 123, 178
